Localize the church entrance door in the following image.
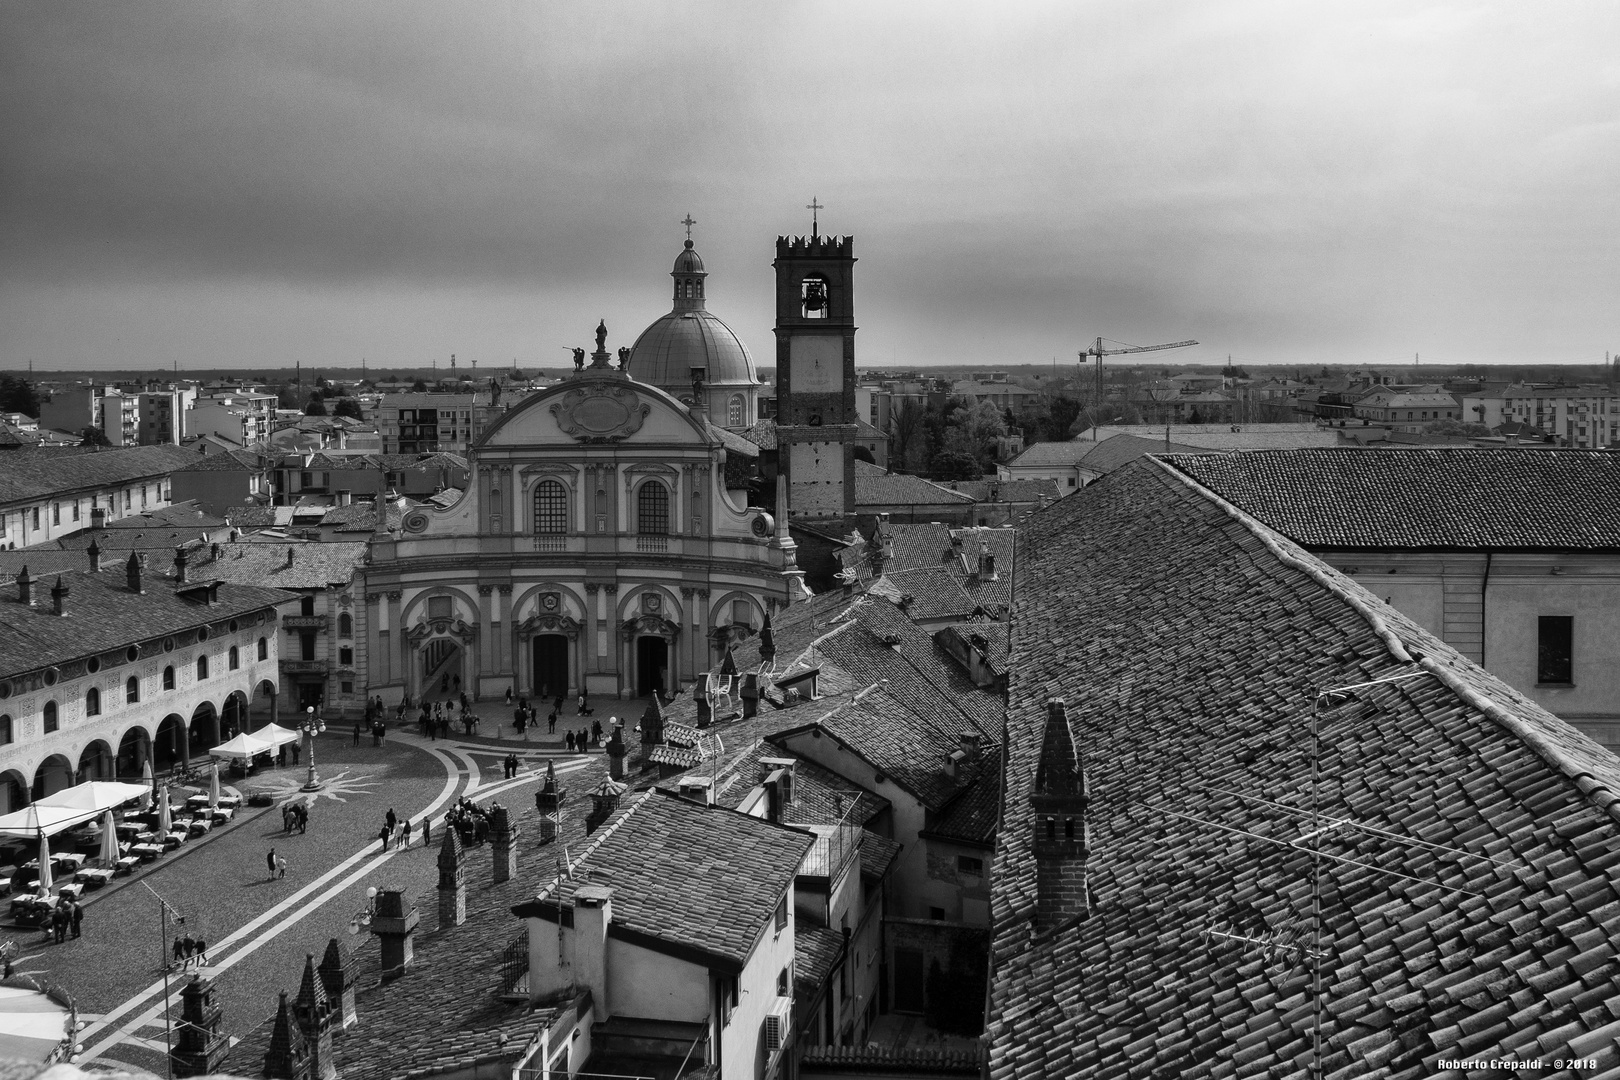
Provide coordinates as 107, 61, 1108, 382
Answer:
533, 635, 569, 699
422, 638, 464, 702
635, 637, 668, 698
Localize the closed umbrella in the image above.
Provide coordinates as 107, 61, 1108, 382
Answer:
208, 760, 221, 811
141, 757, 154, 808
157, 787, 171, 836
98, 809, 119, 866
35, 828, 53, 895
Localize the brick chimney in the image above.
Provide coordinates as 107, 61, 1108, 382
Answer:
741, 672, 760, 719
535, 761, 566, 845
960, 732, 981, 760
604, 721, 626, 782
127, 552, 144, 594
174, 545, 188, 584
369, 887, 419, 982
586, 778, 627, 833
170, 973, 229, 1078
638, 696, 663, 748
285, 546, 295, 569
490, 804, 519, 885
15, 566, 32, 607
694, 675, 711, 726
317, 937, 356, 1030
438, 825, 466, 928
261, 991, 311, 1080
1031, 698, 1090, 928
573, 885, 614, 1022
50, 576, 68, 616
88, 536, 103, 573
981, 548, 998, 581
292, 953, 335, 1080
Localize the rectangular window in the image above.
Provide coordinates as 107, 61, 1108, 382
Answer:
32, 507, 40, 529
301, 633, 316, 662
957, 855, 985, 876
71, 501, 79, 522
773, 894, 788, 934
1538, 616, 1574, 684
339, 647, 353, 666
52, 503, 60, 526
341, 680, 354, 693
429, 596, 452, 620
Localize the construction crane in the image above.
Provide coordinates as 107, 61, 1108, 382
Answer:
1078, 336, 1199, 439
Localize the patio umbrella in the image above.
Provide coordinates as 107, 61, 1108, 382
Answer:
35, 828, 52, 895
142, 757, 154, 808
208, 760, 221, 811
98, 809, 119, 866
157, 787, 171, 836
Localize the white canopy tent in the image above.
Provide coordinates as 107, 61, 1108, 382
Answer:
0, 804, 101, 839
35, 781, 149, 814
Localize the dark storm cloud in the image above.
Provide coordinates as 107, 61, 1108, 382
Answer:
2, 1, 1618, 369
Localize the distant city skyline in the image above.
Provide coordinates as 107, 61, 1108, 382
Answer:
3, 3, 1617, 372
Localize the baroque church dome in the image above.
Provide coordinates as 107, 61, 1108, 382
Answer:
628, 239, 759, 392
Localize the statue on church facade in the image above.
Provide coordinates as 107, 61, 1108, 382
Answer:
572, 347, 585, 371
595, 320, 608, 354
618, 347, 632, 372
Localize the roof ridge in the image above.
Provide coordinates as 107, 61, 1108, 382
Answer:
533, 789, 654, 903
1149, 454, 1620, 829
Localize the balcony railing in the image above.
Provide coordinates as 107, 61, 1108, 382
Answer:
282, 615, 327, 630
636, 535, 669, 553
533, 533, 566, 552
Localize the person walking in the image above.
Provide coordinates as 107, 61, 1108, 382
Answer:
172, 934, 185, 968
591, 719, 603, 746
386, 808, 397, 833
353, 721, 362, 747
577, 692, 591, 716
194, 937, 208, 966
179, 936, 194, 969
401, 819, 412, 848
421, 816, 431, 847
267, 848, 277, 880
276, 853, 287, 879
297, 804, 308, 834
70, 899, 83, 939
548, 709, 557, 734
378, 822, 391, 851
505, 685, 513, 706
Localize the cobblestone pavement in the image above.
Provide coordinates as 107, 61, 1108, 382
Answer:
10, 725, 600, 1075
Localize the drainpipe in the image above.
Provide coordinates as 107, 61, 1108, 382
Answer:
1480, 550, 1492, 668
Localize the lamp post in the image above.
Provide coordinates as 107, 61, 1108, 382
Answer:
299, 705, 326, 792
346, 886, 379, 936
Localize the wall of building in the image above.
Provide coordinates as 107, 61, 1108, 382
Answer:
720, 901, 796, 1080
0, 478, 174, 551
603, 938, 709, 1022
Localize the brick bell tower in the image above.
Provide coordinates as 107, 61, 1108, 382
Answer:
774, 199, 857, 519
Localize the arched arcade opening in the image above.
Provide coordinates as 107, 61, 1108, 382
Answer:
31, 755, 72, 801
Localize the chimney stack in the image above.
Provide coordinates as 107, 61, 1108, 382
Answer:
261, 991, 311, 1080
285, 547, 295, 569
960, 732, 981, 760
15, 566, 32, 606
605, 721, 626, 782
535, 761, 567, 845
490, 804, 519, 885
1031, 698, 1090, 927
174, 545, 188, 584
981, 548, 997, 581
572, 885, 614, 1023
369, 887, 420, 982
587, 778, 627, 833
292, 953, 336, 1080
437, 827, 466, 928
50, 576, 68, 616
317, 938, 357, 1030
741, 672, 760, 719
170, 972, 229, 1078
88, 536, 103, 573
127, 552, 145, 594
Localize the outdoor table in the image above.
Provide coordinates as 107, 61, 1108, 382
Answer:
0, 866, 14, 896
53, 853, 87, 872
56, 882, 84, 902
186, 819, 211, 837
114, 856, 141, 876
185, 794, 211, 807
115, 823, 143, 840
216, 794, 242, 809
208, 807, 235, 825
161, 832, 186, 850
76, 868, 115, 888
135, 831, 158, 844
131, 843, 163, 862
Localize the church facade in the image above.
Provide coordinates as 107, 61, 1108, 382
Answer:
362, 239, 802, 704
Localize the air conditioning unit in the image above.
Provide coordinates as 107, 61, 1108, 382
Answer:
763, 1001, 791, 1052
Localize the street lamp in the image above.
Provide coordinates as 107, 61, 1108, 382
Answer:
299, 705, 326, 792
346, 886, 379, 936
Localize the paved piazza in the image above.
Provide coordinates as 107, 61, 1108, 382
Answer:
3, 723, 599, 1075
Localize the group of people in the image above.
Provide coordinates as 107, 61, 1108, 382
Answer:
445, 798, 492, 847
46, 897, 84, 944
563, 719, 605, 754
378, 807, 421, 851
281, 802, 309, 834
418, 698, 479, 740
170, 933, 209, 969
499, 753, 524, 779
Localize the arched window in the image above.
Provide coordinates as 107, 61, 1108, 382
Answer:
338, 613, 353, 638
126, 675, 140, 704
163, 665, 175, 690
86, 688, 101, 716
0, 715, 10, 745
197, 655, 209, 680
44, 701, 58, 733
728, 395, 745, 426
257, 637, 269, 661
228, 646, 240, 670
637, 482, 669, 536
533, 480, 567, 534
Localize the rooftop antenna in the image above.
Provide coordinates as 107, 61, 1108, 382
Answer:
1146, 667, 1521, 1080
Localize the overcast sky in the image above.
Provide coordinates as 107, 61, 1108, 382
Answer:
3, 1, 1617, 373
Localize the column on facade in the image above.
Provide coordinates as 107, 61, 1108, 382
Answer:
696, 589, 711, 673
497, 585, 514, 682
584, 584, 601, 675
680, 587, 697, 686
478, 586, 496, 679
365, 594, 382, 697
386, 591, 405, 699
604, 584, 621, 695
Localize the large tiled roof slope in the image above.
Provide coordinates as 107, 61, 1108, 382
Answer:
0, 444, 199, 504
514, 790, 813, 970
854, 460, 973, 506
1164, 447, 1620, 549
989, 457, 1620, 1080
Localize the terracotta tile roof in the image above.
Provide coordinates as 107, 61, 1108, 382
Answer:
843, 524, 1015, 621
922, 745, 1002, 847
854, 461, 974, 507
945, 478, 1062, 503
988, 456, 1620, 1079
795, 924, 845, 994
512, 790, 814, 971
186, 542, 369, 590
859, 833, 902, 880
172, 449, 264, 473
99, 501, 227, 530
1162, 447, 1620, 549
674, 735, 890, 827
0, 444, 199, 506
706, 421, 761, 457
0, 564, 288, 676
938, 621, 1012, 675
224, 505, 281, 528
736, 419, 778, 451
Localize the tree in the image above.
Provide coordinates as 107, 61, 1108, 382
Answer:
942, 399, 1008, 474
411, 379, 428, 392
888, 399, 926, 473
0, 375, 41, 417
304, 397, 328, 416
79, 425, 111, 447
275, 384, 302, 409
509, 369, 527, 382
331, 398, 364, 420
931, 449, 981, 481
1424, 419, 1492, 437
